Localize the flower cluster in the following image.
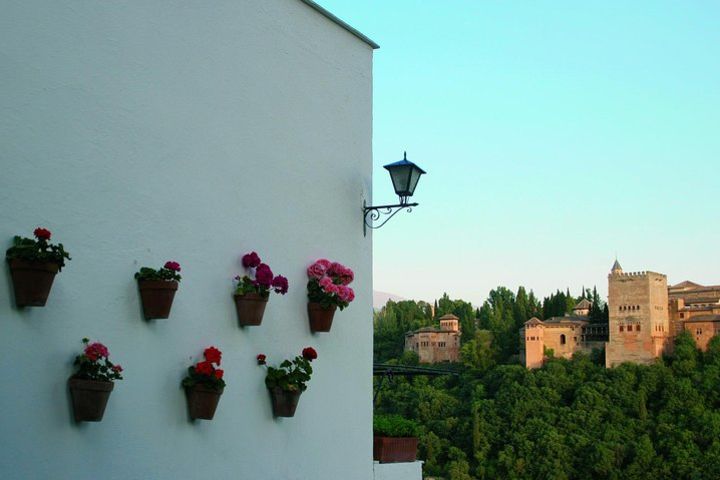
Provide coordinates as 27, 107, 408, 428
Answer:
182, 346, 225, 390
257, 347, 318, 392
72, 338, 123, 382
235, 251, 289, 298
5, 227, 71, 271
306, 259, 355, 310
135, 260, 182, 282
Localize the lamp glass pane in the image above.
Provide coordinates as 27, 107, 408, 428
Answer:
388, 164, 413, 196
407, 166, 423, 196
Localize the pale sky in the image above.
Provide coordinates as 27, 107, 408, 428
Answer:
320, 0, 720, 306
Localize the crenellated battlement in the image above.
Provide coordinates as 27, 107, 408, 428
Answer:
610, 270, 667, 278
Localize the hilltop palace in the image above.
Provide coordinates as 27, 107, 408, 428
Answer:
520, 260, 720, 368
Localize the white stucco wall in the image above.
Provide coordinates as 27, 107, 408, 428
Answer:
373, 461, 424, 480
0, 1, 373, 479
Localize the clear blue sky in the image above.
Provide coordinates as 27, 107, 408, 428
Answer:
320, 0, 720, 305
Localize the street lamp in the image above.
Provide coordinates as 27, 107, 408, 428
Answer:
363, 152, 426, 236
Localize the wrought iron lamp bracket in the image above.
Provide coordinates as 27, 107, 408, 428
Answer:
363, 200, 418, 236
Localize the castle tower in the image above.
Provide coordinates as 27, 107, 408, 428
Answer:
439, 314, 460, 332
522, 318, 545, 369
605, 261, 669, 367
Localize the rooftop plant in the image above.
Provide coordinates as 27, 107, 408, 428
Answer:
71, 338, 123, 383
257, 347, 318, 392
235, 251, 288, 297
6, 227, 71, 270
373, 414, 421, 438
306, 259, 355, 310
135, 261, 182, 282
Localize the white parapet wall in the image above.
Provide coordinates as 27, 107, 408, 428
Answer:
374, 461, 424, 480
0, 1, 374, 479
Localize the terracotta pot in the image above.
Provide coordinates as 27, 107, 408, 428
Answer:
185, 384, 223, 420
307, 303, 337, 332
7, 259, 60, 307
234, 293, 268, 326
138, 280, 178, 319
68, 378, 114, 422
269, 387, 302, 417
373, 436, 419, 463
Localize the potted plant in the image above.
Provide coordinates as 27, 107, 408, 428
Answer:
181, 346, 225, 420
5, 227, 71, 307
135, 261, 182, 319
306, 259, 355, 332
257, 347, 317, 417
373, 414, 421, 463
233, 252, 288, 327
68, 338, 123, 422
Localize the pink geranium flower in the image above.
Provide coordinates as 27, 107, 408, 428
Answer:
307, 262, 327, 279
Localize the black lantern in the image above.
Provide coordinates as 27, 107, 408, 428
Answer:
383, 152, 426, 204
363, 151, 427, 236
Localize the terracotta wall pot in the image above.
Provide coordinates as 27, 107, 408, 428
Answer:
307, 303, 337, 332
138, 280, 178, 319
373, 436, 419, 463
68, 378, 114, 422
269, 387, 302, 417
185, 384, 223, 420
7, 259, 60, 307
234, 293, 268, 326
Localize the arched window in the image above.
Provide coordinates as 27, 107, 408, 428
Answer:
560, 334, 566, 345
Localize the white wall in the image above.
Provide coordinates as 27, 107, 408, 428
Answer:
0, 1, 374, 479
374, 461, 424, 480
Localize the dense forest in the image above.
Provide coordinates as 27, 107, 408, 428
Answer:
374, 289, 720, 479
374, 287, 607, 363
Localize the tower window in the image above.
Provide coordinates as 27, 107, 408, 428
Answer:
628, 325, 633, 332
560, 334, 566, 345
636, 325, 641, 332
620, 326, 624, 332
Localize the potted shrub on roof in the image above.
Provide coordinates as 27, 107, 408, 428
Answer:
6, 227, 71, 307
373, 414, 421, 463
135, 261, 181, 319
233, 252, 288, 327
257, 347, 317, 417
306, 259, 355, 332
182, 346, 225, 420
68, 338, 123, 422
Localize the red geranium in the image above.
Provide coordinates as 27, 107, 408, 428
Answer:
164, 261, 181, 272
242, 252, 261, 269
257, 354, 267, 365
33, 227, 52, 240
204, 346, 222, 365
302, 347, 318, 361
182, 346, 226, 390
195, 361, 213, 376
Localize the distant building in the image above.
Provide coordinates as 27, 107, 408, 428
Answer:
404, 314, 461, 363
520, 303, 608, 369
521, 260, 720, 369
669, 281, 720, 350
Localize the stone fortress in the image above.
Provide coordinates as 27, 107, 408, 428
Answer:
521, 260, 720, 368
404, 314, 462, 363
